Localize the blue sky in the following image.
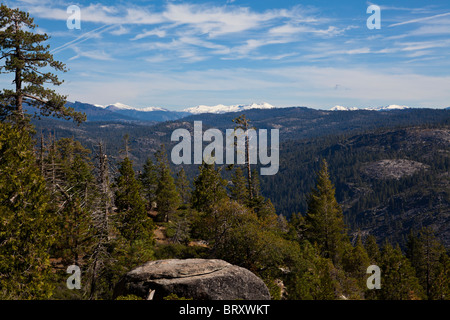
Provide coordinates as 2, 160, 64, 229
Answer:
2, 0, 450, 110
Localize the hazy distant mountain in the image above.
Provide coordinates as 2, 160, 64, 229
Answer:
66, 101, 278, 122
102, 102, 169, 112
66, 101, 189, 122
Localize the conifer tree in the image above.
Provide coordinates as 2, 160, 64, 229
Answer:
191, 162, 227, 213
0, 4, 85, 123
364, 235, 381, 264
0, 122, 55, 299
88, 142, 113, 300
154, 144, 180, 222
247, 169, 264, 208
229, 166, 249, 205
304, 159, 346, 264
407, 227, 447, 299
111, 155, 155, 296
379, 242, 424, 300
232, 115, 254, 200
434, 252, 450, 300
342, 236, 370, 290
50, 138, 95, 268
114, 157, 152, 241
139, 157, 158, 210
175, 167, 191, 206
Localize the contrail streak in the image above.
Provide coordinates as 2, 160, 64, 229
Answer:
389, 12, 450, 27
51, 24, 114, 54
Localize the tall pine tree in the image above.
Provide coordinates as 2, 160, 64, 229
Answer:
191, 162, 227, 213
114, 157, 153, 241
304, 159, 346, 264
139, 157, 158, 211
229, 166, 249, 205
0, 4, 85, 123
154, 144, 180, 222
175, 167, 191, 206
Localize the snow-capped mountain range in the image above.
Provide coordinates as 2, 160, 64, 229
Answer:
331, 105, 411, 111
62, 100, 447, 123
95, 102, 275, 114
183, 102, 275, 114
94, 102, 418, 114
95, 102, 169, 112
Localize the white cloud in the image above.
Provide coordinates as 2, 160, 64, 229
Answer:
161, 3, 272, 37
68, 47, 115, 61
109, 25, 130, 36
132, 28, 167, 40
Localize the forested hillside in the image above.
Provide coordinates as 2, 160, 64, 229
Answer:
260, 123, 450, 248
31, 107, 450, 168
31, 109, 450, 249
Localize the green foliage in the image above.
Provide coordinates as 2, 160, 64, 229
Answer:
191, 162, 227, 213
406, 227, 449, 299
0, 122, 55, 299
304, 159, 347, 264
164, 208, 194, 244
259, 123, 450, 249
46, 138, 96, 267
116, 294, 143, 300
285, 241, 336, 300
377, 242, 425, 300
229, 166, 248, 205
163, 293, 193, 300
155, 144, 180, 222
341, 236, 370, 293
139, 157, 158, 210
364, 235, 381, 264
175, 167, 191, 206
154, 243, 208, 260
114, 156, 153, 241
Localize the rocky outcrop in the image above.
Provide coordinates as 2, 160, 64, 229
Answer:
363, 159, 429, 180
113, 259, 271, 300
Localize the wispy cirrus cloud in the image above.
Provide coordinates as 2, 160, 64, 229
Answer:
18, 1, 343, 61
68, 46, 115, 61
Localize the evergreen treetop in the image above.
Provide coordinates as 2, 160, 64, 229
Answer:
0, 4, 85, 123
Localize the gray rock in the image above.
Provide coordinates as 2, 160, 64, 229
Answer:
113, 259, 271, 300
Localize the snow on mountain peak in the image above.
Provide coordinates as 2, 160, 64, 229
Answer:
101, 102, 168, 112
330, 105, 358, 111
139, 106, 169, 112
106, 102, 133, 110
183, 102, 275, 114
331, 105, 410, 111
380, 105, 410, 110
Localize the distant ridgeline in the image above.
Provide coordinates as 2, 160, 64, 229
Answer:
31, 105, 450, 247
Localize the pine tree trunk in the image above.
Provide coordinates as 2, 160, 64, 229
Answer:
14, 20, 24, 119
246, 133, 253, 201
